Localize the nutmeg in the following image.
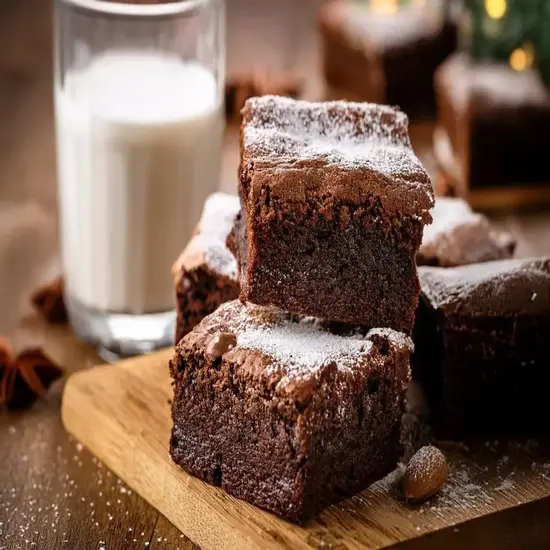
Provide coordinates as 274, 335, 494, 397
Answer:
402, 445, 448, 503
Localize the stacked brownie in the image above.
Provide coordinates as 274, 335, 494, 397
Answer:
410, 197, 550, 443
232, 96, 433, 332
170, 96, 434, 521
407, 196, 550, 443
172, 193, 240, 343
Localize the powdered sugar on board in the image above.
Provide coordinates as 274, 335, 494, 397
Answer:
342, 438, 550, 537
0, 423, 187, 550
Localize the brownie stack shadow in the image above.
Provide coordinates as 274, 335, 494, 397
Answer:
169, 96, 435, 522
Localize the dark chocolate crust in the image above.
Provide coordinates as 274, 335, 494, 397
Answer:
233, 96, 433, 331
435, 53, 550, 192
413, 258, 550, 438
319, 0, 457, 117
170, 301, 412, 522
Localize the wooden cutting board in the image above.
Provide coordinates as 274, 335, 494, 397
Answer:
61, 350, 550, 550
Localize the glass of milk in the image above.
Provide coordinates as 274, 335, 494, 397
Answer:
54, 0, 225, 358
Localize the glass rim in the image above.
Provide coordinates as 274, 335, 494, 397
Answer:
59, 0, 210, 17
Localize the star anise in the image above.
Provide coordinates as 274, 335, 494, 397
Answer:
225, 70, 302, 122
31, 275, 68, 324
0, 337, 63, 409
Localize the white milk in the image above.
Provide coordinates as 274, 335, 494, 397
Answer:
56, 51, 223, 315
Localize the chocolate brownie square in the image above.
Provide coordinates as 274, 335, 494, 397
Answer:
435, 53, 550, 193
170, 300, 412, 522
319, 0, 457, 117
172, 193, 240, 344
417, 197, 516, 267
230, 96, 434, 333
413, 258, 550, 439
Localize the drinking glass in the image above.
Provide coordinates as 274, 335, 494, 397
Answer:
54, 0, 225, 358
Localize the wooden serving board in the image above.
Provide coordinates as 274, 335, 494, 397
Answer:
62, 350, 550, 550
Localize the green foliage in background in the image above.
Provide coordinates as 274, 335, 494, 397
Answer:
461, 0, 550, 83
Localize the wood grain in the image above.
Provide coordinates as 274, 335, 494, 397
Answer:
62, 351, 550, 550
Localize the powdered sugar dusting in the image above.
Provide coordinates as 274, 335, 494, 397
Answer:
420, 257, 550, 316
344, 2, 444, 49
237, 322, 373, 372
210, 301, 412, 381
197, 192, 240, 240
199, 235, 238, 279
419, 197, 514, 267
471, 61, 550, 107
440, 54, 550, 115
173, 192, 239, 281
243, 96, 427, 179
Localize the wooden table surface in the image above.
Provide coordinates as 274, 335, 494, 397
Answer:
1, 1, 550, 549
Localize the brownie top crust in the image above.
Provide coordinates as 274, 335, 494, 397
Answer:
172, 193, 240, 282
320, 0, 445, 51
241, 96, 433, 219
179, 300, 412, 397
419, 258, 550, 317
419, 197, 515, 266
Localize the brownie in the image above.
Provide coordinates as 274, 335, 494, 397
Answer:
231, 96, 434, 333
435, 53, 550, 193
170, 300, 413, 522
417, 197, 516, 267
319, 0, 457, 117
413, 258, 550, 439
172, 193, 240, 344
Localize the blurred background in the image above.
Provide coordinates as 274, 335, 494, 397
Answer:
0, 0, 324, 338
0, 0, 549, 340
